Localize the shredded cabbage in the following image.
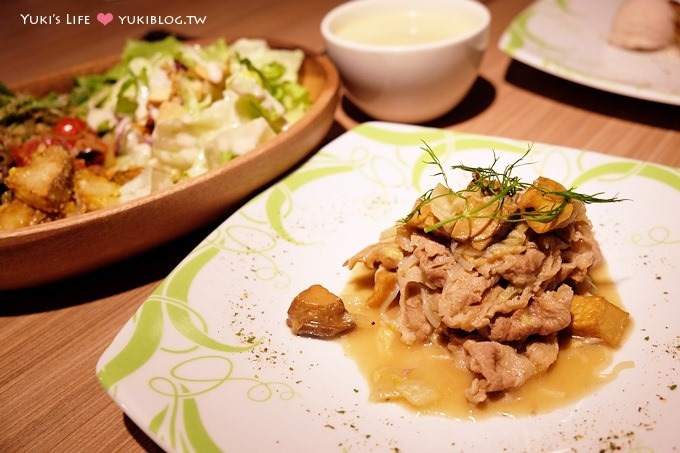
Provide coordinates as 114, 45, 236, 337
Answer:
70, 37, 310, 197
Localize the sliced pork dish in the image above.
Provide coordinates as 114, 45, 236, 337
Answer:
340, 147, 630, 407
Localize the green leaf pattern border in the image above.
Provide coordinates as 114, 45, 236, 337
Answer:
501, 0, 571, 58
97, 121, 679, 452
499, 0, 680, 97
500, 0, 614, 84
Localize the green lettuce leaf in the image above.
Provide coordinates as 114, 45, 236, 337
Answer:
122, 36, 183, 62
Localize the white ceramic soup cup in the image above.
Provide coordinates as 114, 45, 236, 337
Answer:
321, 0, 490, 123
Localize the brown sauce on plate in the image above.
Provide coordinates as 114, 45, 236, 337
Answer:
339, 264, 632, 420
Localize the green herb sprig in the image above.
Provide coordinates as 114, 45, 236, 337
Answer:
401, 142, 625, 232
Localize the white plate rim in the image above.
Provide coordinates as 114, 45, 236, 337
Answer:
96, 121, 680, 452
498, 0, 680, 105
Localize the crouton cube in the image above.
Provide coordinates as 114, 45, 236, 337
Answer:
5, 145, 73, 213
0, 198, 47, 230
73, 168, 120, 212
570, 294, 629, 346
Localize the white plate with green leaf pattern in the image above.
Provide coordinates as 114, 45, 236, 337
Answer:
97, 122, 680, 452
499, 0, 680, 105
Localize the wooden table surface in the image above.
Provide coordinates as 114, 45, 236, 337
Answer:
1, 0, 678, 451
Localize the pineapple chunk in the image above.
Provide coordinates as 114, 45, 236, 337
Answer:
570, 294, 629, 346
287, 284, 355, 338
5, 145, 73, 213
0, 199, 47, 230
519, 177, 582, 234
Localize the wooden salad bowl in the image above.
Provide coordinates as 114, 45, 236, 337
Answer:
0, 36, 340, 290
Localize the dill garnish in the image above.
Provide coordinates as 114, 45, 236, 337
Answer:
401, 142, 625, 232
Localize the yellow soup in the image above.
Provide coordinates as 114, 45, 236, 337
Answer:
335, 11, 478, 46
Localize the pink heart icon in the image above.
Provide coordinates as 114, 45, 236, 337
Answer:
97, 12, 113, 26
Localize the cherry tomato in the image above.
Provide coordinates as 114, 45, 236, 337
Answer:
10, 116, 111, 168
53, 117, 88, 138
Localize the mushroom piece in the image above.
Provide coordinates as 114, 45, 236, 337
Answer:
287, 284, 356, 338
